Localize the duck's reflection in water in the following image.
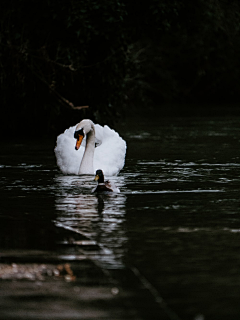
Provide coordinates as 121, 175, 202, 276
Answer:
54, 174, 127, 268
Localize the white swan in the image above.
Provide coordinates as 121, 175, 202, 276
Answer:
54, 119, 126, 176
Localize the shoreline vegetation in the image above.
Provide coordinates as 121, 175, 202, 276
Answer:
1, 0, 240, 136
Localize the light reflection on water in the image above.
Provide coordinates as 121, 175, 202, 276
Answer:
52, 155, 237, 273
1, 116, 240, 319
54, 174, 127, 268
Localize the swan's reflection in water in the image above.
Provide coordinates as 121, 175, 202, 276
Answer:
54, 174, 127, 268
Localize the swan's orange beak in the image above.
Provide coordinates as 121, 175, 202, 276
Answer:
75, 135, 84, 150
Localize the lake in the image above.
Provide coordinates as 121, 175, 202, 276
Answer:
1, 113, 240, 319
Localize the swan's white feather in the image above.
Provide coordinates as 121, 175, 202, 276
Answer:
55, 122, 126, 176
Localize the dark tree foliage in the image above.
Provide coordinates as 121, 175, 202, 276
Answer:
124, 0, 240, 106
0, 0, 127, 135
1, 0, 240, 136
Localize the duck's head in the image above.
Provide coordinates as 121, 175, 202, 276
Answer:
74, 119, 94, 150
94, 169, 104, 183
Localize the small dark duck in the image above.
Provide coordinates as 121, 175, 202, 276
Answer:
93, 169, 119, 193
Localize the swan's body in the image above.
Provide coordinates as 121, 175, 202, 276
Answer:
55, 119, 126, 176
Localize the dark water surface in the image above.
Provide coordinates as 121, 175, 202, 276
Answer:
1, 115, 240, 319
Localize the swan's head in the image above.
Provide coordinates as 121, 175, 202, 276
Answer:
74, 127, 84, 150
74, 119, 94, 150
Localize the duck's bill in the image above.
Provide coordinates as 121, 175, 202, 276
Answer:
94, 175, 99, 181
75, 135, 84, 150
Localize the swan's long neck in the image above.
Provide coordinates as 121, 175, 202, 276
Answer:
78, 125, 95, 175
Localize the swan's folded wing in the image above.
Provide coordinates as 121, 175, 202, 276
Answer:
54, 125, 84, 175
94, 124, 103, 146
94, 125, 126, 176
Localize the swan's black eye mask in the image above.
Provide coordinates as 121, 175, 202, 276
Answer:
74, 128, 84, 139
